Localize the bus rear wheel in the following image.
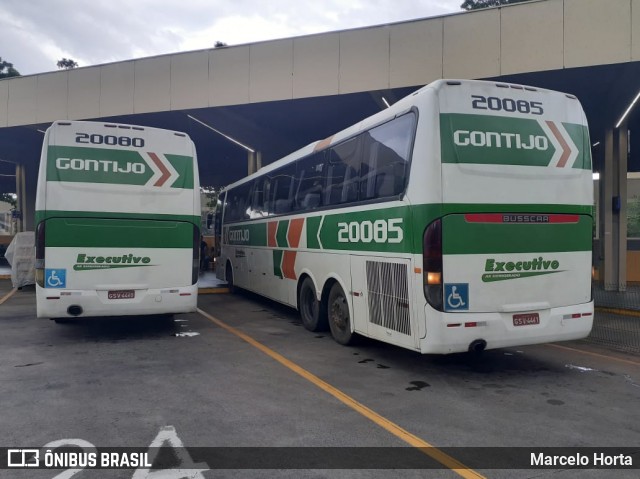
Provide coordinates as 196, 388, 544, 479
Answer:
299, 277, 327, 332
328, 283, 353, 345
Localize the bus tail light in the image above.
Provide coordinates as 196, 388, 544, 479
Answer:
35, 221, 45, 287
423, 218, 443, 311
192, 225, 200, 285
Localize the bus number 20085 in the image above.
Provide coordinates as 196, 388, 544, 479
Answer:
337, 218, 403, 244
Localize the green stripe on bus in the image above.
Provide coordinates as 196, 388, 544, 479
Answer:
306, 216, 322, 249
35, 210, 200, 226
225, 223, 267, 246
220, 203, 592, 255
273, 250, 283, 278
45, 218, 194, 248
442, 214, 592, 255
277, 221, 289, 248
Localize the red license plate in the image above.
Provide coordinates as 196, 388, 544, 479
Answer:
513, 313, 540, 326
108, 290, 135, 300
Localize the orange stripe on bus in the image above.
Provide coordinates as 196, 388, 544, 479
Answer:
282, 251, 297, 280
268, 221, 278, 248
287, 218, 304, 248
314, 135, 334, 152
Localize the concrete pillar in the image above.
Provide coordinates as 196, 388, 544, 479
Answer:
256, 151, 262, 171
247, 151, 256, 175
15, 164, 26, 233
602, 125, 628, 291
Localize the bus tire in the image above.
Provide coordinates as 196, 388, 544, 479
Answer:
299, 277, 327, 332
328, 283, 353, 345
226, 262, 236, 294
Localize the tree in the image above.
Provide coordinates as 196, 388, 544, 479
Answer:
214, 41, 228, 48
0, 57, 20, 78
57, 58, 78, 69
0, 193, 17, 208
461, 0, 529, 10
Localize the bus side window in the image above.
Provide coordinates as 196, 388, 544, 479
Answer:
294, 153, 325, 211
250, 177, 269, 218
227, 181, 253, 222
363, 113, 416, 199
269, 164, 296, 215
326, 137, 360, 206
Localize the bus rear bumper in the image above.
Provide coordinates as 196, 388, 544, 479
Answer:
36, 285, 198, 319
420, 301, 594, 354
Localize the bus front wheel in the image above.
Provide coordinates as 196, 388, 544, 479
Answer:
226, 262, 236, 294
328, 283, 353, 345
299, 277, 327, 332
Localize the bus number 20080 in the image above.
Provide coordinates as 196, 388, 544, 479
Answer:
337, 218, 403, 244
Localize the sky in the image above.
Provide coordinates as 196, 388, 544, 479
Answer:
0, 0, 464, 76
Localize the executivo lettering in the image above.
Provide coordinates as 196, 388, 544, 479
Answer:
482, 257, 562, 282
74, 253, 153, 271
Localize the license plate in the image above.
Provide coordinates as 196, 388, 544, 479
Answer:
513, 313, 540, 326
108, 290, 135, 300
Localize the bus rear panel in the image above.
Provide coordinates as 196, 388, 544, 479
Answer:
35, 121, 200, 319
421, 80, 593, 353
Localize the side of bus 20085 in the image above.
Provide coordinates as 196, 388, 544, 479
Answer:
214, 79, 594, 354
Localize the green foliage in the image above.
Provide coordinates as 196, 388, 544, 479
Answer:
57, 58, 78, 69
0, 193, 17, 208
0, 57, 20, 78
201, 186, 222, 209
461, 0, 530, 10
627, 195, 640, 238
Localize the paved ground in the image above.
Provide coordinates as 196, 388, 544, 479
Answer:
0, 282, 638, 479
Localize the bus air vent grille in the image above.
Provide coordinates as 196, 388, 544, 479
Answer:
365, 261, 411, 336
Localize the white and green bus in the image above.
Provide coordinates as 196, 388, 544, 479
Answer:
35, 120, 201, 320
215, 79, 593, 354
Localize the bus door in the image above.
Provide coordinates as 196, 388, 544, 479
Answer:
350, 255, 418, 350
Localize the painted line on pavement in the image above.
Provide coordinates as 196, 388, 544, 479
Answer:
545, 343, 640, 366
0, 288, 17, 305
197, 307, 485, 479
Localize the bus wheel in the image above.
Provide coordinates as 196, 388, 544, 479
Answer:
299, 277, 326, 332
328, 283, 353, 345
226, 262, 236, 294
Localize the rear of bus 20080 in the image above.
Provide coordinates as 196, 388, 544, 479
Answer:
422, 80, 593, 354
35, 121, 200, 320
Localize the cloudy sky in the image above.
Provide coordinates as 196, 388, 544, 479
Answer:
1, 0, 464, 76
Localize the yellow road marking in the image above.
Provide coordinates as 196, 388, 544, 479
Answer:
197, 307, 485, 479
545, 343, 640, 367
0, 288, 17, 305
595, 306, 640, 318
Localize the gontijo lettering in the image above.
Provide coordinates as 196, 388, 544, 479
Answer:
454, 130, 549, 150
56, 157, 146, 174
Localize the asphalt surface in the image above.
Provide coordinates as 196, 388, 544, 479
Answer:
0, 281, 638, 479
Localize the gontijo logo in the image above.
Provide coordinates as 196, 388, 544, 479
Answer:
47, 144, 189, 188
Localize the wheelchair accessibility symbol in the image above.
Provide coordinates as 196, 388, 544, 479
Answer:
45, 269, 66, 289
444, 283, 469, 311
